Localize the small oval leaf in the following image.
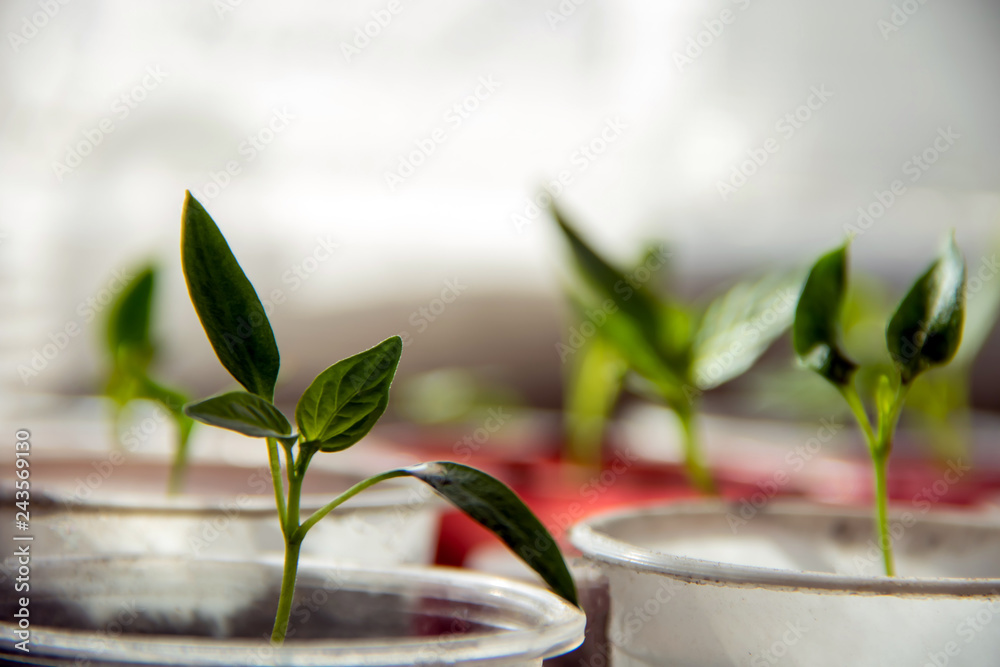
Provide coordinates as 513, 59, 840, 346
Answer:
402, 461, 579, 606
107, 265, 156, 365
692, 272, 801, 390
181, 192, 280, 401
886, 236, 966, 384
295, 336, 402, 452
184, 391, 291, 439
793, 245, 858, 386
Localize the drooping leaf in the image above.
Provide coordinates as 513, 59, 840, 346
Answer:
692, 271, 802, 390
184, 391, 292, 439
564, 328, 628, 465
106, 265, 156, 366
400, 461, 578, 606
295, 336, 402, 452
181, 192, 280, 401
793, 245, 858, 386
886, 235, 966, 384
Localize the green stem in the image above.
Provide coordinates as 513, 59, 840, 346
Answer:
285, 465, 303, 537
270, 537, 302, 644
166, 430, 191, 497
271, 460, 306, 645
266, 438, 288, 536
293, 469, 408, 543
872, 451, 895, 577
837, 383, 876, 446
677, 410, 716, 496
847, 381, 908, 578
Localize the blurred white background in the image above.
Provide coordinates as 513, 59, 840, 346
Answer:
2, 0, 999, 403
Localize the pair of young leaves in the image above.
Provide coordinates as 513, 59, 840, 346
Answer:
554, 206, 798, 461
794, 238, 966, 431
105, 266, 194, 492
180, 192, 577, 606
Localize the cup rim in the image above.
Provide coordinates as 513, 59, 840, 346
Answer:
569, 500, 1000, 596
0, 557, 585, 666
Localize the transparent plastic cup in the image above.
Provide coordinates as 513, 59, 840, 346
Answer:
571, 501, 1000, 667
0, 457, 440, 565
0, 556, 585, 666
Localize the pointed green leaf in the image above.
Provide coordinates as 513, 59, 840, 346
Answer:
107, 265, 156, 361
887, 236, 966, 384
793, 245, 858, 386
181, 192, 280, 400
692, 272, 801, 390
401, 461, 578, 606
295, 336, 402, 452
551, 206, 677, 373
184, 391, 291, 439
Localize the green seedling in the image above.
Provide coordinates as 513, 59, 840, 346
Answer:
793, 236, 966, 576
180, 192, 578, 644
752, 258, 999, 462
552, 206, 799, 493
104, 264, 195, 495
